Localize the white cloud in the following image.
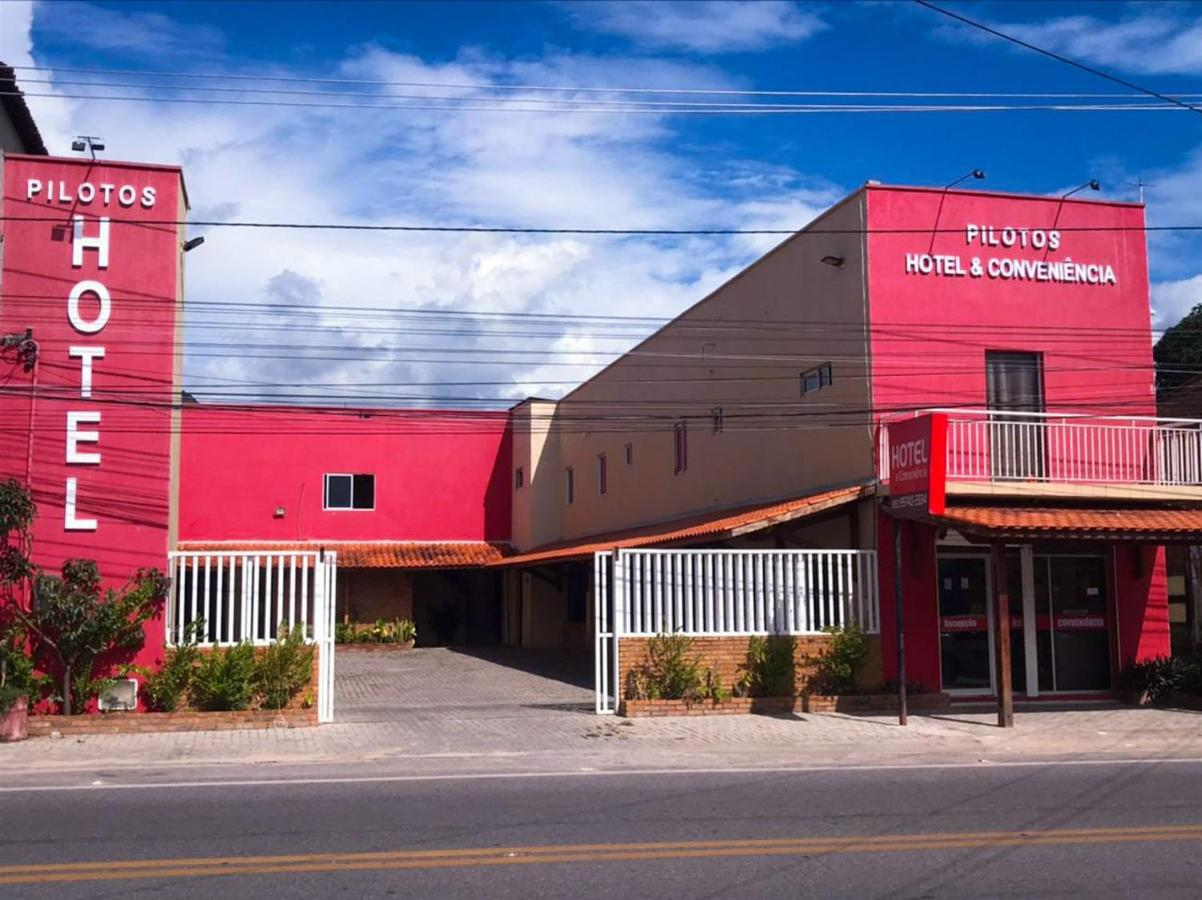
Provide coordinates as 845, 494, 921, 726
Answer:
933, 6, 1202, 76
32, 1, 225, 59
1152, 274, 1202, 328
8, 7, 843, 405
568, 0, 826, 54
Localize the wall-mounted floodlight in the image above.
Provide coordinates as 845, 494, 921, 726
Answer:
1062, 180, 1101, 198
945, 169, 986, 190
71, 135, 105, 159
820, 255, 846, 268
182, 236, 205, 252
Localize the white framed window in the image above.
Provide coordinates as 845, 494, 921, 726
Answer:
324, 473, 375, 510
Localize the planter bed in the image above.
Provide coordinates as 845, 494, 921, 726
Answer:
804, 693, 951, 713
336, 642, 416, 652
1162, 690, 1202, 712
620, 697, 799, 718
26, 707, 317, 737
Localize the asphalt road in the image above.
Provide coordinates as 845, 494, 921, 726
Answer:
3, 759, 1202, 898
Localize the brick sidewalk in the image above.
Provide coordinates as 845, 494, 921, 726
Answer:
4, 646, 1202, 776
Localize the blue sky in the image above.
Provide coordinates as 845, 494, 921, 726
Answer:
4, 0, 1202, 402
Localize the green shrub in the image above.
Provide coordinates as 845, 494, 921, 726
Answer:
189, 642, 256, 711
0, 628, 34, 714
624, 633, 706, 701
738, 635, 797, 697
807, 625, 869, 695
335, 618, 417, 645
254, 624, 315, 710
1119, 656, 1186, 704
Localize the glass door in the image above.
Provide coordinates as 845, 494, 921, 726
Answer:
986, 350, 1046, 480
938, 555, 994, 693
1045, 556, 1111, 691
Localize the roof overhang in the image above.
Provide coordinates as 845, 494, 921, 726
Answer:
175, 541, 510, 569
934, 505, 1202, 543
498, 482, 874, 567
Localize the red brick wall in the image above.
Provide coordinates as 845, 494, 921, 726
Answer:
618, 634, 883, 697
338, 570, 414, 622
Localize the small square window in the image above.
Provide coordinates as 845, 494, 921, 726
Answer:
324, 473, 374, 510
515, 467, 524, 489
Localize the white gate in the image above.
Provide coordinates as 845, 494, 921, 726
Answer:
166, 549, 338, 723
594, 548, 879, 714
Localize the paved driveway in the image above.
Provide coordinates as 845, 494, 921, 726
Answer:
335, 646, 594, 723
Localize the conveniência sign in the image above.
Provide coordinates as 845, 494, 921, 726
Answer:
903, 224, 1118, 286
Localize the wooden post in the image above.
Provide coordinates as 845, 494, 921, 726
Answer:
993, 542, 1014, 728
893, 516, 907, 727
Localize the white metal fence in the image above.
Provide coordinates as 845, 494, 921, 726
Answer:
879, 409, 1202, 488
593, 547, 879, 714
165, 550, 337, 723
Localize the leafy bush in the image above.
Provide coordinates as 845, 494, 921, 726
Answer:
807, 625, 870, 695
738, 636, 797, 697
254, 624, 315, 710
335, 618, 417, 645
143, 622, 203, 713
0, 628, 34, 715
624, 633, 728, 703
1119, 656, 1187, 705
189, 642, 256, 711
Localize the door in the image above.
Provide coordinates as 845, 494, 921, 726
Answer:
986, 350, 1046, 480
1045, 555, 1111, 692
938, 555, 994, 692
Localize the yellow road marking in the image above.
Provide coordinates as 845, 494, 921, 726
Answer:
3, 825, 1200, 885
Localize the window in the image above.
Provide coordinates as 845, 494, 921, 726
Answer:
324, 473, 375, 510
625, 442, 634, 465
712, 406, 724, 434
673, 420, 688, 474
565, 466, 575, 504
515, 467, 524, 490
597, 453, 607, 495
801, 363, 833, 395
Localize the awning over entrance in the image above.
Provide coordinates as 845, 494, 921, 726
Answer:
176, 541, 509, 568
500, 482, 873, 567
935, 505, 1202, 542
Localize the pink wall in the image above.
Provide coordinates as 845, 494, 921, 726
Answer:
1113, 544, 1171, 665
866, 185, 1154, 418
0, 156, 184, 680
178, 406, 511, 542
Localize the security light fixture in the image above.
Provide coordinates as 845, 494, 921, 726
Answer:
273, 506, 286, 519
1062, 180, 1101, 198
182, 236, 205, 252
821, 255, 846, 268
944, 169, 986, 189
71, 135, 105, 159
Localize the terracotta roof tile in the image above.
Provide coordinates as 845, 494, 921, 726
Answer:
499, 483, 873, 567
938, 506, 1202, 540
175, 541, 509, 569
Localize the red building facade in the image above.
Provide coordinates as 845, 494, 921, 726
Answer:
1, 152, 1193, 715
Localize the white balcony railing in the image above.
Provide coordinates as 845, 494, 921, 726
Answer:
879, 409, 1202, 489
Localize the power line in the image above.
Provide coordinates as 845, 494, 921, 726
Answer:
0, 217, 1175, 235
914, 0, 1202, 117
2, 63, 1191, 99
8, 89, 1180, 116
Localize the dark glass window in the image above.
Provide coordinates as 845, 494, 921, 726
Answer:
597, 454, 607, 495
324, 473, 374, 510
515, 467, 524, 489
801, 363, 833, 395
565, 467, 575, 504
673, 420, 688, 474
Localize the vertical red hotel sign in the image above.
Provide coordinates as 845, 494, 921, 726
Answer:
887, 413, 947, 517
0, 156, 185, 611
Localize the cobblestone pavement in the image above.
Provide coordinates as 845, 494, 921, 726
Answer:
3, 647, 1202, 777
336, 647, 594, 722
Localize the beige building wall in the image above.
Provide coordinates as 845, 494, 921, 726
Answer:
512, 190, 875, 549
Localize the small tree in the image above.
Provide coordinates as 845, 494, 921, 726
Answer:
27, 561, 169, 715
0, 478, 171, 715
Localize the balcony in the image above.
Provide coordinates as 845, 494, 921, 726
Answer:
879, 409, 1202, 501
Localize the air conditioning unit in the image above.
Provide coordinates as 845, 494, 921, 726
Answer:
99, 678, 139, 712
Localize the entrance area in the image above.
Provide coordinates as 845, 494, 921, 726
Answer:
938, 549, 1112, 696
